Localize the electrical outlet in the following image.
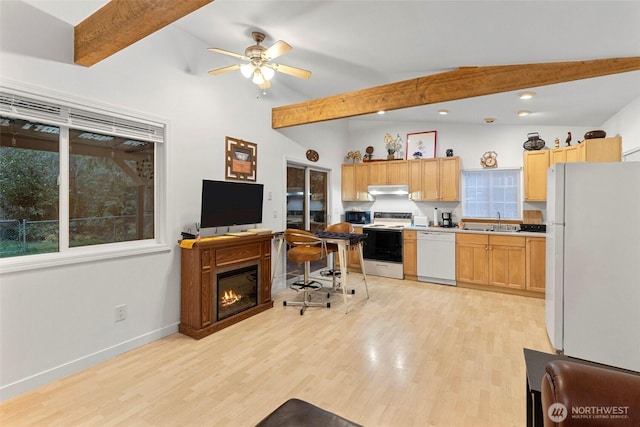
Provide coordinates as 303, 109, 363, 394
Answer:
115, 304, 127, 322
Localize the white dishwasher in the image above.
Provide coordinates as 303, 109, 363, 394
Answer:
417, 231, 456, 286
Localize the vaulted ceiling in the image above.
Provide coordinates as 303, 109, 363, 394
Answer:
19, 0, 640, 128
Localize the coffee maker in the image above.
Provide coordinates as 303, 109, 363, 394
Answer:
441, 212, 453, 228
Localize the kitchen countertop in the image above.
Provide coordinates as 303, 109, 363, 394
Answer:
404, 226, 546, 238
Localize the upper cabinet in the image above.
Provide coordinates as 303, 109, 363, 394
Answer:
523, 150, 549, 202
524, 137, 622, 201
368, 160, 408, 185
410, 157, 460, 201
341, 163, 372, 201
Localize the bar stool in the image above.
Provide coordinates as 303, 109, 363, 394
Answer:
282, 229, 331, 315
321, 222, 356, 294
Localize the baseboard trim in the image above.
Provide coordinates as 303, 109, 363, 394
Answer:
0, 322, 179, 402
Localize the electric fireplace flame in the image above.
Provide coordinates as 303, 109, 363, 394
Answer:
221, 290, 242, 307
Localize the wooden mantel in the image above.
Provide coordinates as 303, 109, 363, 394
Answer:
271, 57, 640, 129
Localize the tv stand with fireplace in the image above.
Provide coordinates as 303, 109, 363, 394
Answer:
179, 233, 274, 339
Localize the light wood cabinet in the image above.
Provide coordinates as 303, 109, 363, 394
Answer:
456, 233, 526, 290
456, 234, 490, 285
526, 237, 546, 293
403, 229, 417, 280
525, 137, 622, 201
577, 136, 622, 162
410, 157, 460, 201
341, 163, 372, 201
523, 150, 549, 202
488, 235, 526, 290
368, 160, 408, 185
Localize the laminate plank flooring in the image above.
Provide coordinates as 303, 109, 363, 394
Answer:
1, 275, 553, 426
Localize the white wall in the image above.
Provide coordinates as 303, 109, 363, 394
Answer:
602, 96, 640, 157
0, 3, 347, 400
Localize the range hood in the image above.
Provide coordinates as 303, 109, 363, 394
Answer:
367, 184, 409, 195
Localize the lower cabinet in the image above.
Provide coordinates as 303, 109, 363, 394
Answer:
488, 235, 526, 289
525, 237, 546, 293
456, 233, 540, 294
403, 229, 417, 280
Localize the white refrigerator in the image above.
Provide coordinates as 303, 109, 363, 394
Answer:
546, 161, 640, 372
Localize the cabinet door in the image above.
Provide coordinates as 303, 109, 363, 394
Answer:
341, 164, 357, 201
550, 149, 566, 165
488, 236, 526, 289
354, 163, 371, 201
408, 160, 423, 201
421, 159, 439, 200
583, 137, 622, 162
368, 162, 387, 185
524, 150, 549, 201
439, 157, 460, 201
489, 245, 526, 289
456, 234, 489, 284
526, 237, 546, 293
387, 161, 408, 184
565, 146, 580, 162
403, 230, 417, 278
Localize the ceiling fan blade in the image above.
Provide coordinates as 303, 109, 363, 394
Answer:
272, 63, 312, 80
208, 64, 242, 76
207, 47, 248, 60
259, 80, 272, 90
264, 40, 292, 60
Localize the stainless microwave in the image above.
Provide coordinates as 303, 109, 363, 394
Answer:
345, 210, 371, 224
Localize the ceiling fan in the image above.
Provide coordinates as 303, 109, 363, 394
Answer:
208, 31, 311, 89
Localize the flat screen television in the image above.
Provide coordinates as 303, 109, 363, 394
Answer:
200, 180, 264, 228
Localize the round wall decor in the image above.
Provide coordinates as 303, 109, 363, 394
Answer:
481, 151, 498, 168
306, 149, 319, 162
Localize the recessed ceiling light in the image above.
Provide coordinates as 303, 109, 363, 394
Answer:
519, 91, 536, 100
377, 110, 385, 115
484, 118, 496, 124
438, 109, 449, 115
518, 110, 531, 117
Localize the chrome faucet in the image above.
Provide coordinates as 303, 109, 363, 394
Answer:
497, 211, 501, 231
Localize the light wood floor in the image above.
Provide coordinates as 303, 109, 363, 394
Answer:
1, 275, 553, 426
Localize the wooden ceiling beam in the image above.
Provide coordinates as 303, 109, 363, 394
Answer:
74, 0, 214, 67
272, 57, 640, 129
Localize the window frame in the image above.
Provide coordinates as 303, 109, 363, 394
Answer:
461, 167, 522, 220
0, 84, 170, 273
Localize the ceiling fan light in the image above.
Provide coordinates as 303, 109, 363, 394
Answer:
240, 63, 255, 78
252, 70, 265, 85
261, 66, 275, 81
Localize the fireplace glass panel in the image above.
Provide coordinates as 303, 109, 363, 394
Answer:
217, 264, 258, 321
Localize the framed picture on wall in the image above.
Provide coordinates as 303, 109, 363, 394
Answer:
406, 131, 437, 159
225, 136, 257, 181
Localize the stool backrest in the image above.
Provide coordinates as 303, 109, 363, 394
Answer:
325, 222, 354, 234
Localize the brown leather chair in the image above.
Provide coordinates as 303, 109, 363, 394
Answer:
321, 222, 356, 294
541, 360, 640, 426
283, 229, 330, 315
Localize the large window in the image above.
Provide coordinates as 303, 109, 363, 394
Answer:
462, 169, 521, 219
0, 89, 164, 261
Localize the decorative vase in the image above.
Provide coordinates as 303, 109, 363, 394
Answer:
387, 154, 395, 160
